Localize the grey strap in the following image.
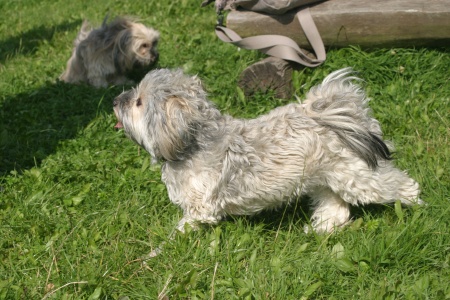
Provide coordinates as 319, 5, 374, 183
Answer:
215, 7, 326, 67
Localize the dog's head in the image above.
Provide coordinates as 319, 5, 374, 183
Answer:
113, 69, 221, 162
110, 18, 160, 73
128, 22, 160, 66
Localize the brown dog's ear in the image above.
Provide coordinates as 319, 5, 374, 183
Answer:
113, 29, 132, 73
156, 96, 196, 161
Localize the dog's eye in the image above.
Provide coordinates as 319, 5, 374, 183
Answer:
136, 98, 142, 106
141, 43, 149, 49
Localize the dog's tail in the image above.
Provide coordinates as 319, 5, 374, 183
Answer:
73, 20, 92, 47
101, 13, 110, 27
301, 68, 391, 169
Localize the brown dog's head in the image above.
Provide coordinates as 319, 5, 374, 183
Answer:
109, 18, 160, 74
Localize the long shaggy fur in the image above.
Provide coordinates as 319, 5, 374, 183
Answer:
60, 17, 159, 88
113, 68, 422, 233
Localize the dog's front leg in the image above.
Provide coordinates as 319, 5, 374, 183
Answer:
176, 215, 200, 233
111, 75, 135, 86
87, 75, 109, 88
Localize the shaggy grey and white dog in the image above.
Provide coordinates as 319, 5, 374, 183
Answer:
60, 17, 159, 88
113, 68, 422, 234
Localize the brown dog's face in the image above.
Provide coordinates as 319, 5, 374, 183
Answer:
137, 41, 158, 65
130, 23, 160, 67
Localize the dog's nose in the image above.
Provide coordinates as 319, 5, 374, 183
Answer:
151, 50, 159, 63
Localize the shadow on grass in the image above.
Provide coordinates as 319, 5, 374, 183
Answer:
225, 198, 392, 233
0, 20, 83, 64
226, 196, 312, 231
0, 81, 124, 175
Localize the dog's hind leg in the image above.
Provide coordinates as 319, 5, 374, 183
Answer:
372, 164, 422, 206
87, 75, 108, 88
327, 160, 422, 207
305, 186, 351, 233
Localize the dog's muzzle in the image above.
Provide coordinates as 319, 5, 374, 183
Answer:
113, 99, 124, 129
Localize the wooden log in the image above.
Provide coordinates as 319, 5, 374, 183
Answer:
226, 0, 450, 48
238, 57, 294, 99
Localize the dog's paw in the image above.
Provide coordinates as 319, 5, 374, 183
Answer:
176, 217, 200, 233
147, 247, 163, 258
401, 197, 426, 206
113, 76, 135, 86
303, 219, 351, 234
303, 223, 334, 234
416, 198, 426, 205
140, 245, 164, 261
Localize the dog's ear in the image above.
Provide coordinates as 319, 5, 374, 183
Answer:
155, 96, 198, 161
113, 29, 132, 73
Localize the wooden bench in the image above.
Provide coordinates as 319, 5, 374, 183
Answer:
226, 0, 450, 98
226, 0, 450, 48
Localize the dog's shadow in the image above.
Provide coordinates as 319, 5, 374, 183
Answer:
0, 81, 125, 175
0, 19, 163, 175
0, 20, 82, 64
220, 198, 390, 234
223, 197, 312, 232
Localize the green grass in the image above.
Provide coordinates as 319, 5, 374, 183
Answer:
1, 0, 449, 299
